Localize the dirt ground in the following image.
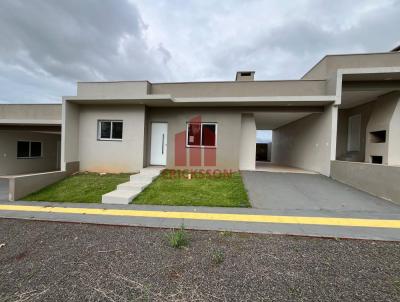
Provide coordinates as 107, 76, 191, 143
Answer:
0, 218, 399, 301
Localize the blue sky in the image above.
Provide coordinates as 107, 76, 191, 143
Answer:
0, 0, 399, 103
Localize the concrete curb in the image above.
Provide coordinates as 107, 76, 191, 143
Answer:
1, 201, 400, 241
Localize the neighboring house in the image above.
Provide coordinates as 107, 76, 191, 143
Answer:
0, 104, 61, 176
1, 47, 400, 202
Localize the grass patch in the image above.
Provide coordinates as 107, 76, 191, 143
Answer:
23, 172, 131, 203
167, 226, 189, 249
220, 231, 233, 237
133, 172, 250, 207
211, 249, 225, 265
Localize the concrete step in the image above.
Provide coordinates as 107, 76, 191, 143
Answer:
137, 171, 162, 178
130, 174, 158, 182
117, 181, 151, 191
102, 166, 165, 205
102, 189, 141, 204
139, 167, 163, 175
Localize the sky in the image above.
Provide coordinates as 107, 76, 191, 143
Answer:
256, 130, 272, 144
0, 0, 399, 104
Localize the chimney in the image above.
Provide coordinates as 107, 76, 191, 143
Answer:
235, 71, 255, 81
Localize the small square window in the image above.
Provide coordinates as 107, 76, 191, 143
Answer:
186, 122, 217, 147
17, 141, 42, 158
98, 120, 123, 140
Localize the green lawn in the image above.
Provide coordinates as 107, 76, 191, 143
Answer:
24, 172, 131, 203
133, 172, 250, 207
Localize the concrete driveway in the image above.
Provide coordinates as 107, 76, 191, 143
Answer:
0, 179, 9, 201
241, 171, 400, 214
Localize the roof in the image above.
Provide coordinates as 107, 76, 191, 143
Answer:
391, 45, 400, 52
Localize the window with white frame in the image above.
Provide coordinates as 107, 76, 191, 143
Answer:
17, 141, 42, 158
186, 122, 217, 147
98, 120, 123, 140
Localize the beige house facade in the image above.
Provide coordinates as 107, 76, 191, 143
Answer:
1, 48, 400, 202
0, 104, 61, 176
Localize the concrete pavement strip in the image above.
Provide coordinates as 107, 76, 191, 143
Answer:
1, 201, 400, 241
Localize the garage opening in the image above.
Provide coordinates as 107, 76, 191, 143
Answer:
252, 109, 328, 175
0, 125, 62, 176
256, 130, 272, 162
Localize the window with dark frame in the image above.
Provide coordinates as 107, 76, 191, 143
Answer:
98, 120, 123, 140
17, 141, 42, 158
186, 122, 217, 147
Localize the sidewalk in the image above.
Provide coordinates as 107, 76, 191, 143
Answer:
1, 201, 400, 241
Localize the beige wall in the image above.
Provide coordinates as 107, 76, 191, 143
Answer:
239, 114, 256, 170
151, 80, 327, 97
7, 162, 79, 201
146, 108, 242, 170
0, 130, 60, 176
267, 142, 272, 161
389, 95, 400, 165
336, 101, 375, 162
62, 101, 80, 170
331, 160, 400, 204
0, 104, 61, 123
272, 104, 335, 176
77, 81, 150, 98
78, 105, 145, 173
303, 52, 400, 80
365, 92, 399, 164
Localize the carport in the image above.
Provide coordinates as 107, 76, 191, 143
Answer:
241, 171, 400, 214
252, 104, 335, 176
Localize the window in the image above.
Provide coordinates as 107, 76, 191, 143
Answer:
186, 122, 217, 147
17, 141, 42, 158
98, 120, 123, 140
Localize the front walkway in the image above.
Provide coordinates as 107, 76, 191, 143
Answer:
102, 166, 164, 204
241, 171, 400, 214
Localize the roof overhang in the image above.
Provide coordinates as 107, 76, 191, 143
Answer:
337, 67, 400, 109
0, 119, 61, 126
64, 95, 335, 107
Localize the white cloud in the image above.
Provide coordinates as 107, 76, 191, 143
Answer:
0, 0, 399, 102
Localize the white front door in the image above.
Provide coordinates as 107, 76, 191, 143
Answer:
150, 122, 168, 165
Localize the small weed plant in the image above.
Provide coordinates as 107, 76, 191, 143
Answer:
167, 225, 189, 249
212, 249, 225, 265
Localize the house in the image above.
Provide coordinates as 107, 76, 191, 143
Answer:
0, 104, 61, 176
1, 47, 400, 202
